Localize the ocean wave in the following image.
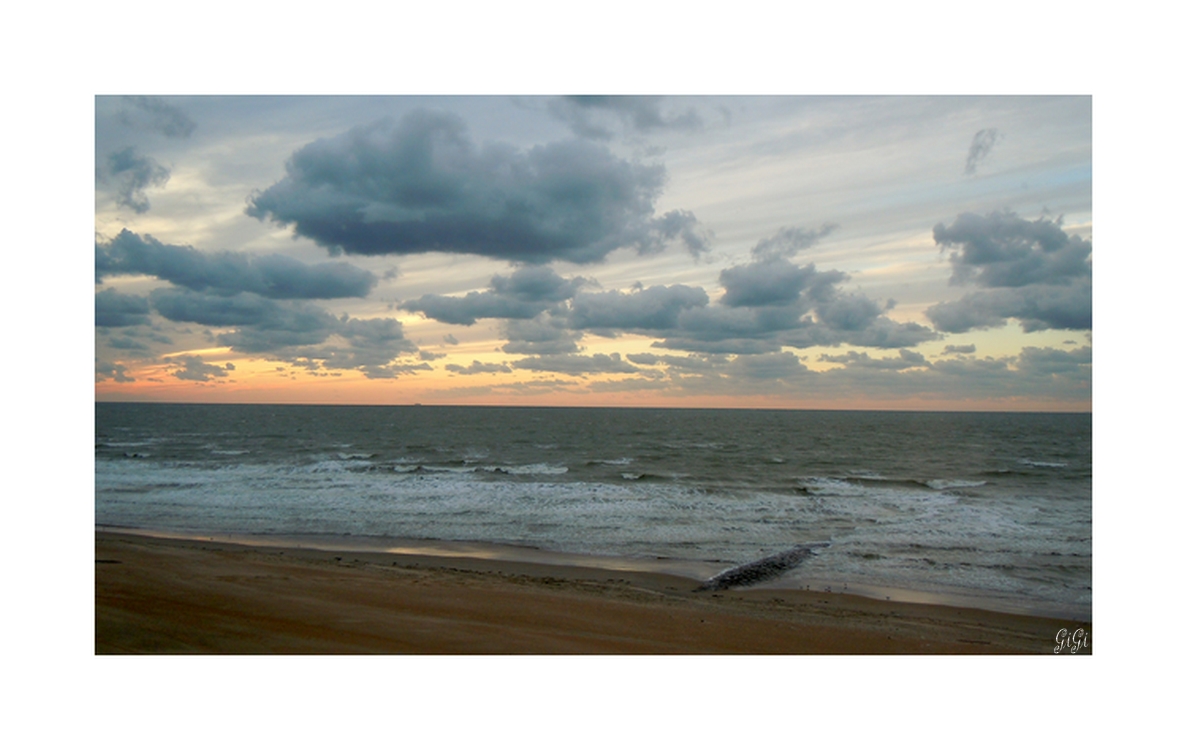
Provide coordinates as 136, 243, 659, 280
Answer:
925, 479, 988, 490
482, 463, 569, 476
304, 458, 375, 473
1016, 459, 1068, 468
419, 464, 478, 474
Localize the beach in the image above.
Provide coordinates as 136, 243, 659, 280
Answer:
95, 530, 1088, 654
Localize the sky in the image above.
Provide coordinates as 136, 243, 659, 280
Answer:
94, 94, 1092, 410
15, 1, 1185, 741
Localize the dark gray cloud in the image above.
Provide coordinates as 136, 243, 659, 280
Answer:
118, 96, 196, 138
663, 304, 807, 350
926, 282, 1092, 333
95, 360, 135, 383
812, 292, 882, 331
828, 317, 939, 349
166, 355, 233, 382
818, 349, 929, 370
95, 288, 151, 327
512, 352, 639, 376
445, 360, 514, 375
546, 96, 703, 141
926, 211, 1091, 333
246, 110, 706, 263
651, 209, 712, 258
148, 287, 418, 375
215, 314, 339, 352
932, 211, 1091, 288
718, 224, 842, 308
242, 315, 422, 380
964, 128, 999, 175
719, 258, 842, 308
568, 284, 708, 332
150, 288, 291, 328
395, 223, 938, 359
650, 227, 937, 353
626, 352, 661, 366
97, 230, 376, 299
399, 293, 543, 326
99, 147, 170, 214
104, 335, 150, 351
654, 335, 785, 355
727, 352, 810, 381
1015, 345, 1091, 376
942, 344, 977, 355
401, 266, 584, 325
750, 224, 837, 262
501, 315, 583, 355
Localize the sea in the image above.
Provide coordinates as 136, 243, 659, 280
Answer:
94, 403, 1092, 619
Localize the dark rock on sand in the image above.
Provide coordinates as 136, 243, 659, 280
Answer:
696, 543, 829, 591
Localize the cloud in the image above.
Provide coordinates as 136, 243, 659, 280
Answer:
412, 224, 941, 358
95, 288, 151, 327
942, 344, 977, 355
750, 224, 837, 262
568, 284, 709, 332
97, 230, 377, 299
501, 315, 583, 355
95, 360, 135, 383
312, 317, 421, 378
147, 287, 419, 375
651, 209, 712, 258
926, 283, 1092, 333
246, 110, 706, 263
964, 128, 999, 175
445, 360, 514, 375
818, 349, 929, 370
623, 345, 1090, 403
827, 317, 939, 349
98, 147, 170, 213
511, 352, 639, 376
150, 288, 297, 328
926, 211, 1092, 332
663, 304, 805, 349
650, 227, 937, 353
104, 335, 150, 351
727, 351, 810, 380
718, 224, 842, 308
1015, 345, 1092, 377
118, 96, 196, 138
401, 266, 584, 325
654, 335, 784, 355
166, 355, 233, 382
933, 211, 1091, 288
813, 292, 882, 331
546, 96, 703, 140
719, 257, 841, 309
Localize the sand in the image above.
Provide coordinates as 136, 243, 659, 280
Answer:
95, 530, 1089, 654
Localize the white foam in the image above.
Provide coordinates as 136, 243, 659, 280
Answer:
483, 463, 569, 476
925, 479, 988, 490
1017, 459, 1068, 468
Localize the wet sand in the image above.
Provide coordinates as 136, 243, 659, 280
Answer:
95, 530, 1089, 654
